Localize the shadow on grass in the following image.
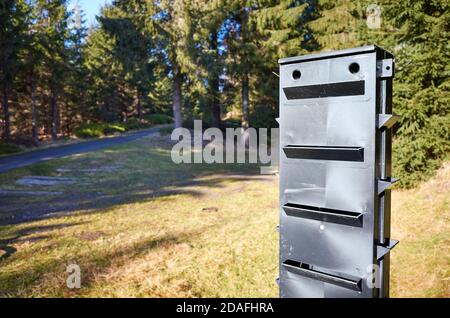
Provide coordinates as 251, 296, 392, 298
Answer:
0, 222, 87, 261
0, 227, 203, 297
0, 245, 16, 262
0, 144, 268, 225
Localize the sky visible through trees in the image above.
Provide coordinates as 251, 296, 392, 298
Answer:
68, 0, 111, 25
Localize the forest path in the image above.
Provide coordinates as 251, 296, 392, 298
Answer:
0, 126, 166, 173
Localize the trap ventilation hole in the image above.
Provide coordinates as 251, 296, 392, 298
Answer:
292, 69, 301, 80
349, 62, 360, 74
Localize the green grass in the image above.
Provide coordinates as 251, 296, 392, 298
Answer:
158, 126, 174, 136
144, 113, 173, 125
73, 113, 172, 139
74, 122, 129, 138
0, 142, 22, 156
0, 134, 448, 297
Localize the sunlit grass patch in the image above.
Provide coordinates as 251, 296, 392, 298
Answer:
390, 162, 450, 298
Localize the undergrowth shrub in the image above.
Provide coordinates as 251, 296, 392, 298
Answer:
0, 142, 22, 155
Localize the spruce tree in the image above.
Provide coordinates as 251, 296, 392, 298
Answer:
35, 0, 72, 139
84, 14, 125, 121
22, 0, 45, 143
224, 0, 313, 128
147, 0, 199, 128
358, 0, 449, 186
307, 0, 363, 51
0, 0, 30, 140
190, 0, 228, 128
106, 0, 154, 120
66, 2, 89, 126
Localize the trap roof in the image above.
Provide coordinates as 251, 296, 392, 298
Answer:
278, 45, 392, 65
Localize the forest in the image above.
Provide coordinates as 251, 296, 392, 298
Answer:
0, 0, 449, 186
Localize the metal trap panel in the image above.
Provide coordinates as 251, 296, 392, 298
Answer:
278, 45, 399, 298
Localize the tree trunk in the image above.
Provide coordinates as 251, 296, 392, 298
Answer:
2, 85, 11, 141
211, 78, 221, 129
210, 31, 221, 129
80, 90, 86, 122
64, 102, 72, 135
241, 73, 249, 129
136, 88, 143, 120
50, 88, 59, 140
240, 8, 250, 130
30, 75, 38, 143
172, 72, 182, 128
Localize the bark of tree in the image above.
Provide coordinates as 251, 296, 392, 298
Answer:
2, 85, 11, 141
172, 71, 182, 129
50, 87, 59, 140
80, 90, 86, 122
241, 73, 249, 129
210, 31, 221, 129
240, 9, 250, 130
136, 88, 143, 120
30, 74, 38, 143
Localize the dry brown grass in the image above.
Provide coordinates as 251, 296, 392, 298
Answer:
390, 162, 450, 297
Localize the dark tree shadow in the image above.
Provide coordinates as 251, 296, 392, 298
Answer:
0, 226, 204, 296
0, 222, 87, 261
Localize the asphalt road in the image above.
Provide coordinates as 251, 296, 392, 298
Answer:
0, 126, 165, 173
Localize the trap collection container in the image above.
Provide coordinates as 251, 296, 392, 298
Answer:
278, 45, 399, 298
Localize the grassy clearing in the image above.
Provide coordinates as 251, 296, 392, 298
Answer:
0, 134, 448, 297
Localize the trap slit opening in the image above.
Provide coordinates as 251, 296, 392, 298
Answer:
282, 260, 362, 291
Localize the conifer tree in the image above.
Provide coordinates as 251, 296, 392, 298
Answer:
22, 0, 45, 143
191, 0, 228, 128
107, 0, 154, 120
224, 0, 312, 128
84, 15, 125, 121
35, 0, 72, 139
0, 0, 30, 140
357, 0, 450, 186
67, 2, 88, 125
147, 0, 199, 128
307, 0, 363, 51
